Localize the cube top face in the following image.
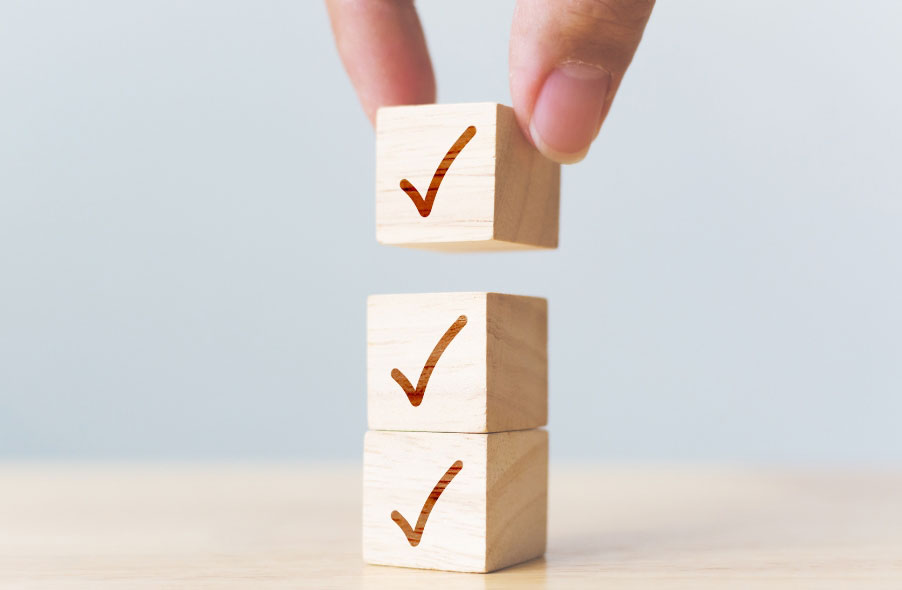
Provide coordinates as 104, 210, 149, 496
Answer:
367, 292, 547, 433
376, 103, 560, 252
363, 430, 548, 573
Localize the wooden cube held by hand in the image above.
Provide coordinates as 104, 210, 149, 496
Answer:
376, 103, 560, 251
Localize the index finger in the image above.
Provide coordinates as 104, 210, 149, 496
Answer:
326, 0, 436, 124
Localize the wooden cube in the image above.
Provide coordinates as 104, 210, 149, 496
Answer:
376, 103, 560, 252
363, 429, 548, 573
367, 292, 547, 433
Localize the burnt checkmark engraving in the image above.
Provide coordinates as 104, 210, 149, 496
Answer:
399, 126, 476, 217
390, 460, 463, 547
391, 315, 467, 407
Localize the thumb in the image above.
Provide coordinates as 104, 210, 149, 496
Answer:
510, 0, 655, 164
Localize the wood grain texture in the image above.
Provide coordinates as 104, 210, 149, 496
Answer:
363, 430, 548, 573
1, 464, 901, 588
485, 293, 548, 432
375, 103, 560, 251
493, 104, 561, 249
367, 292, 547, 433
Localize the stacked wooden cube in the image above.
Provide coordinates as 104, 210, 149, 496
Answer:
363, 103, 560, 573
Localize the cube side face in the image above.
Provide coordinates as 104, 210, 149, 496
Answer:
376, 103, 498, 248
485, 429, 549, 572
493, 105, 561, 248
485, 293, 548, 432
363, 431, 489, 572
367, 292, 489, 433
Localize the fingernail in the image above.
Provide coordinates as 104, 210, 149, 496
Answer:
529, 62, 611, 164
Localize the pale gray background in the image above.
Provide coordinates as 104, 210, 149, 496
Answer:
1, 1, 900, 462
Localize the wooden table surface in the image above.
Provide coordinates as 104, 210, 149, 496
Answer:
1, 464, 900, 588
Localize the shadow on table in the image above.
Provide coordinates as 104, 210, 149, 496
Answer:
361, 557, 547, 589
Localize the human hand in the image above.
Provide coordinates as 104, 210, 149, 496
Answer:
326, 0, 655, 164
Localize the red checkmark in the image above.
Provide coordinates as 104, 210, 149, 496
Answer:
391, 460, 463, 547
400, 126, 476, 217
391, 315, 467, 407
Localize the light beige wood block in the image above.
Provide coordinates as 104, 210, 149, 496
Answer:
376, 103, 560, 251
367, 292, 547, 433
363, 429, 548, 573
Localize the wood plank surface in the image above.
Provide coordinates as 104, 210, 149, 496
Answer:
1, 464, 900, 588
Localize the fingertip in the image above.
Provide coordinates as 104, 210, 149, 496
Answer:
508, 0, 655, 163
529, 117, 590, 164
327, 0, 436, 127
527, 63, 611, 164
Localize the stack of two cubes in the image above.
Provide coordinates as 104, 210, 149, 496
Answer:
364, 291, 549, 573
363, 103, 559, 573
